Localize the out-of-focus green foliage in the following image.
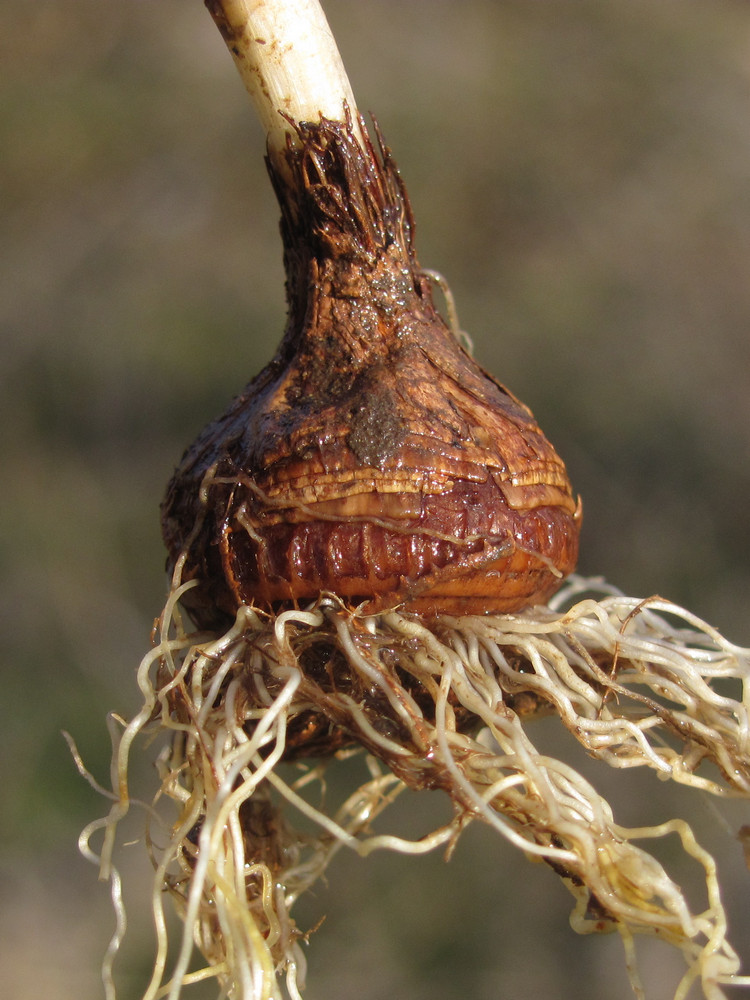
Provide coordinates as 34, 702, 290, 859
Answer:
2, 2, 749, 998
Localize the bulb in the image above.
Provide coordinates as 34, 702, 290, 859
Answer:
161, 115, 581, 629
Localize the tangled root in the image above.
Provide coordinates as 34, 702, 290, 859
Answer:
76, 573, 750, 1000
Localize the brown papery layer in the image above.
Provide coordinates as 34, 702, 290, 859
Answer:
222, 480, 578, 615
162, 114, 580, 629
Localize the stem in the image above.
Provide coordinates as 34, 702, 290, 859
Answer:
205, 0, 364, 160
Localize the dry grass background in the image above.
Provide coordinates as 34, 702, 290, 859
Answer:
2, 1, 750, 998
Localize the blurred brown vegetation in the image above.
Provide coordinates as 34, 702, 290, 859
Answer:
2, 1, 750, 998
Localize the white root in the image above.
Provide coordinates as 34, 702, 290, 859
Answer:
80, 572, 750, 1000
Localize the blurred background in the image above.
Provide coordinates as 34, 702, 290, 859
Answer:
3, 0, 750, 997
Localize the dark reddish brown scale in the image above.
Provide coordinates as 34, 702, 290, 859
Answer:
161, 114, 581, 630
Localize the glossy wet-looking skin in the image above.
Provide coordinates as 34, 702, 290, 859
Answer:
161, 116, 580, 630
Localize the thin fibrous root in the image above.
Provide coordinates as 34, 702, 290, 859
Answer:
79, 573, 750, 1000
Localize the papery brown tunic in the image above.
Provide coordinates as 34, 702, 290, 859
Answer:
161, 116, 581, 629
